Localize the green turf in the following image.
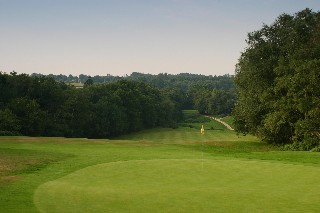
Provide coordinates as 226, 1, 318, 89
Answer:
34, 159, 320, 213
115, 127, 255, 144
1, 125, 320, 212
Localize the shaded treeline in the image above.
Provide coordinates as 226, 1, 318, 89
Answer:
0, 72, 180, 138
32, 72, 236, 116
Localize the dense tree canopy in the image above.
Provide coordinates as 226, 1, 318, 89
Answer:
31, 72, 236, 116
234, 9, 320, 147
0, 72, 180, 138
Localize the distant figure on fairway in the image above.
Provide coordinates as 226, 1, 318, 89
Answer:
201, 125, 205, 134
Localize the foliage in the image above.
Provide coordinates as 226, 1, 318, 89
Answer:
282, 137, 320, 151
0, 73, 180, 138
84, 76, 93, 87
0, 131, 22, 136
311, 146, 320, 152
0, 108, 20, 132
191, 87, 236, 116
31, 72, 236, 114
181, 110, 211, 123
178, 110, 227, 130
234, 8, 320, 145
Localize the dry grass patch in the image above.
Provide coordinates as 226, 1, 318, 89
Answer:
0, 155, 45, 184
0, 148, 68, 185
0, 175, 21, 184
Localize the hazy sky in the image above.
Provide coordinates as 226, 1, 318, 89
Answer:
1, 0, 320, 76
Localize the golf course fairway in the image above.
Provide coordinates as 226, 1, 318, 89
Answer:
34, 159, 320, 213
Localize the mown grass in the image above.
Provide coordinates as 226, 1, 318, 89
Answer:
0, 137, 208, 212
115, 127, 253, 144
180, 110, 227, 130
0, 115, 320, 212
35, 159, 320, 213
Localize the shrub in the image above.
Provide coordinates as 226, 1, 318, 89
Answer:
311, 146, 320, 152
283, 138, 319, 151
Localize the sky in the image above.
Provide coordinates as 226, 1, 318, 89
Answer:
1, 0, 320, 77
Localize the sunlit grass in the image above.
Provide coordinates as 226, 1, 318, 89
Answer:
1, 123, 320, 212
35, 159, 320, 213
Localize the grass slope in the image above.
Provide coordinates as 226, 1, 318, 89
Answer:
1, 116, 320, 212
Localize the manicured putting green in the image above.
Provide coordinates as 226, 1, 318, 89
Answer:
34, 159, 320, 213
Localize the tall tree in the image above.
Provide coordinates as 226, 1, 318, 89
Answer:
234, 9, 320, 146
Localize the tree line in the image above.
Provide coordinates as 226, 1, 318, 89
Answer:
233, 9, 320, 150
0, 72, 180, 138
31, 72, 237, 116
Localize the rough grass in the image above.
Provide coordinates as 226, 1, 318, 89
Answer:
0, 148, 68, 184
1, 117, 320, 212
